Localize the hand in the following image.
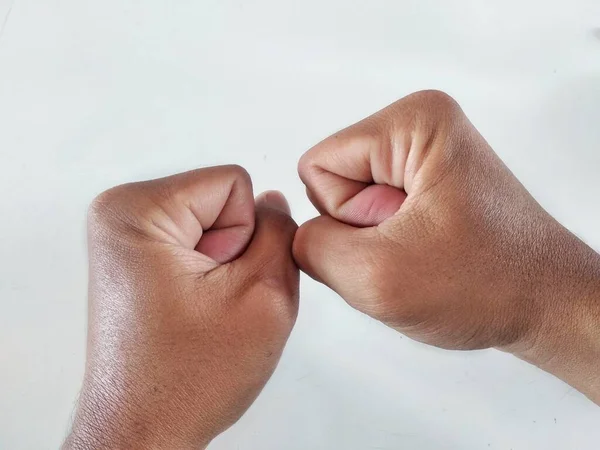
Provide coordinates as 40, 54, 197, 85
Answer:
64, 166, 299, 449
293, 90, 600, 402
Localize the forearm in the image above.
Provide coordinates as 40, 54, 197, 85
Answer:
510, 228, 600, 404
64, 415, 210, 450
63, 385, 211, 450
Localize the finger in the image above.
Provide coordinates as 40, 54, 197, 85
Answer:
337, 184, 407, 227
159, 165, 255, 263
229, 193, 299, 317
293, 215, 386, 305
298, 90, 463, 226
306, 183, 406, 227
91, 165, 255, 264
255, 190, 291, 216
297, 112, 407, 227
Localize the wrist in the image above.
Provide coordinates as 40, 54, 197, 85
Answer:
63, 387, 211, 450
508, 227, 600, 403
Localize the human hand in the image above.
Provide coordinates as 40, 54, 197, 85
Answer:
293, 91, 600, 402
64, 166, 299, 449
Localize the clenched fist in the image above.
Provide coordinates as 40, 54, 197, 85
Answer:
294, 91, 600, 402
64, 91, 600, 449
64, 166, 299, 449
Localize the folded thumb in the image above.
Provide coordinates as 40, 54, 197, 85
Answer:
293, 215, 385, 307
231, 191, 299, 306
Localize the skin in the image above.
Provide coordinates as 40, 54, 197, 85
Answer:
64, 166, 299, 449
65, 91, 600, 449
293, 90, 600, 402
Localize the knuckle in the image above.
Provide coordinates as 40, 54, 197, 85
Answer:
87, 186, 129, 229
411, 90, 460, 112
224, 164, 252, 185
297, 150, 319, 184
377, 90, 464, 149
87, 183, 152, 239
220, 164, 254, 200
393, 90, 463, 127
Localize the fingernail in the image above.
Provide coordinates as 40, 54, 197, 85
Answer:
255, 190, 291, 215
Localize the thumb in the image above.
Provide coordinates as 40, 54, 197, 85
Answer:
293, 215, 388, 311
229, 191, 300, 315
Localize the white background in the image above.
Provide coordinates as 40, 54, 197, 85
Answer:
1, 1, 600, 449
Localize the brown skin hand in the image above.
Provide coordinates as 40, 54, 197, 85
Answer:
64, 166, 299, 449
66, 91, 599, 450
293, 90, 600, 404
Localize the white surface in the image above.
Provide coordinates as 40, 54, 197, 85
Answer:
1, 1, 600, 449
